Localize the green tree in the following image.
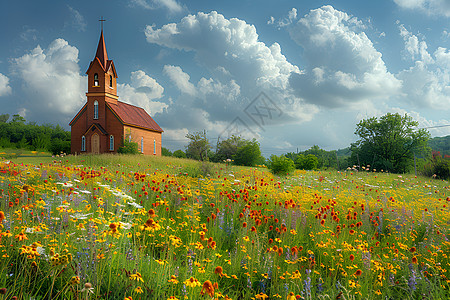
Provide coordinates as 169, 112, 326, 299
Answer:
0, 114, 9, 123
233, 139, 261, 167
351, 113, 430, 173
295, 154, 319, 170
173, 149, 186, 158
185, 131, 210, 161
215, 135, 247, 162
161, 147, 172, 156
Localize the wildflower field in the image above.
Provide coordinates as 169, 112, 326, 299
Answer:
0, 155, 449, 299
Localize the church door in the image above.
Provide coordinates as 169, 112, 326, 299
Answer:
91, 134, 100, 154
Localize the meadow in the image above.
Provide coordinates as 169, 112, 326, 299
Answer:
0, 154, 449, 299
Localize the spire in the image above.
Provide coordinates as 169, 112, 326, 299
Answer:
95, 29, 108, 69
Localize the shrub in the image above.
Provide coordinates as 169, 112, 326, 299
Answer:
422, 157, 450, 180
268, 155, 295, 175
162, 147, 172, 156
173, 150, 186, 158
117, 139, 140, 155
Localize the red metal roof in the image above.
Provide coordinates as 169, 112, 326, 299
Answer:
108, 101, 163, 132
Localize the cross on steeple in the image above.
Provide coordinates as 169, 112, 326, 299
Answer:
99, 16, 106, 31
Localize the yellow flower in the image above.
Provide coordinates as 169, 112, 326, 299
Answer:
134, 286, 143, 294
184, 277, 201, 288
129, 272, 144, 283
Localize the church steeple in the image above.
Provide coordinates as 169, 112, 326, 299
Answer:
95, 30, 108, 70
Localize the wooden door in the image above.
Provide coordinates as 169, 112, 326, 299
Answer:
91, 134, 100, 154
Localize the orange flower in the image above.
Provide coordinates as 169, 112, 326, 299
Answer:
215, 266, 224, 277
409, 247, 416, 253
349, 230, 355, 235
349, 254, 355, 262
354, 269, 362, 276
15, 233, 28, 241
0, 211, 5, 222
412, 256, 418, 264
242, 222, 247, 228
277, 247, 284, 256
200, 280, 215, 298
148, 209, 156, 217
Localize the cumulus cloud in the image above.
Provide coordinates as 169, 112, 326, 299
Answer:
278, 8, 298, 27
145, 11, 317, 128
130, 0, 184, 13
0, 73, 12, 96
118, 70, 168, 115
394, 0, 450, 17
163, 65, 196, 96
288, 5, 401, 107
11, 38, 85, 124
396, 24, 450, 109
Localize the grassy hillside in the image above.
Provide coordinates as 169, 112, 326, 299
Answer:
429, 135, 450, 156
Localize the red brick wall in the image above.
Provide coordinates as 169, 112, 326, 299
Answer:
124, 125, 162, 156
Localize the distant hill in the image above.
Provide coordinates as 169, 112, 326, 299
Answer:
428, 135, 450, 156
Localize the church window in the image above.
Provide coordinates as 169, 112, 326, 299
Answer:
94, 73, 99, 86
94, 100, 99, 119
110, 135, 114, 151
81, 136, 86, 151
153, 140, 156, 154
141, 137, 144, 153
110, 75, 113, 88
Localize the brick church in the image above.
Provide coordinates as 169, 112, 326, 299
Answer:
70, 29, 163, 155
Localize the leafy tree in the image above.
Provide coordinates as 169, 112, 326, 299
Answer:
215, 135, 247, 162
0, 114, 9, 123
185, 131, 210, 161
268, 155, 295, 175
351, 113, 430, 173
233, 139, 262, 167
173, 149, 186, 158
161, 147, 172, 156
295, 154, 319, 170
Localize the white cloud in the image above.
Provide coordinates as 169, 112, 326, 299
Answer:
163, 65, 196, 96
0, 73, 12, 96
145, 11, 315, 126
118, 70, 167, 115
396, 24, 450, 109
394, 0, 450, 17
11, 38, 85, 123
278, 8, 298, 27
67, 6, 87, 32
398, 24, 432, 63
267, 16, 275, 25
288, 5, 401, 107
130, 0, 184, 13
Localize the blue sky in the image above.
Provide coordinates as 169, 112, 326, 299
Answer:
1, 0, 450, 155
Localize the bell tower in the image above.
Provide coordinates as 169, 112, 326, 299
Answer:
85, 19, 118, 132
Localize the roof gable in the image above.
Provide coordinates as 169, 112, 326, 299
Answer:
69, 103, 87, 126
107, 101, 163, 132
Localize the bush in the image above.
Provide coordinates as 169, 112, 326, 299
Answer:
173, 150, 186, 158
49, 139, 71, 155
268, 155, 295, 175
422, 158, 450, 180
117, 139, 140, 155
162, 147, 172, 156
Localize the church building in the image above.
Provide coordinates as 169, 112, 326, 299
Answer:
70, 29, 163, 155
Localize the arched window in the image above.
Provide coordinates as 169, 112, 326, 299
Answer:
109, 135, 114, 151
110, 75, 113, 88
94, 73, 99, 86
141, 137, 144, 153
94, 100, 98, 119
153, 139, 156, 155
81, 136, 86, 151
